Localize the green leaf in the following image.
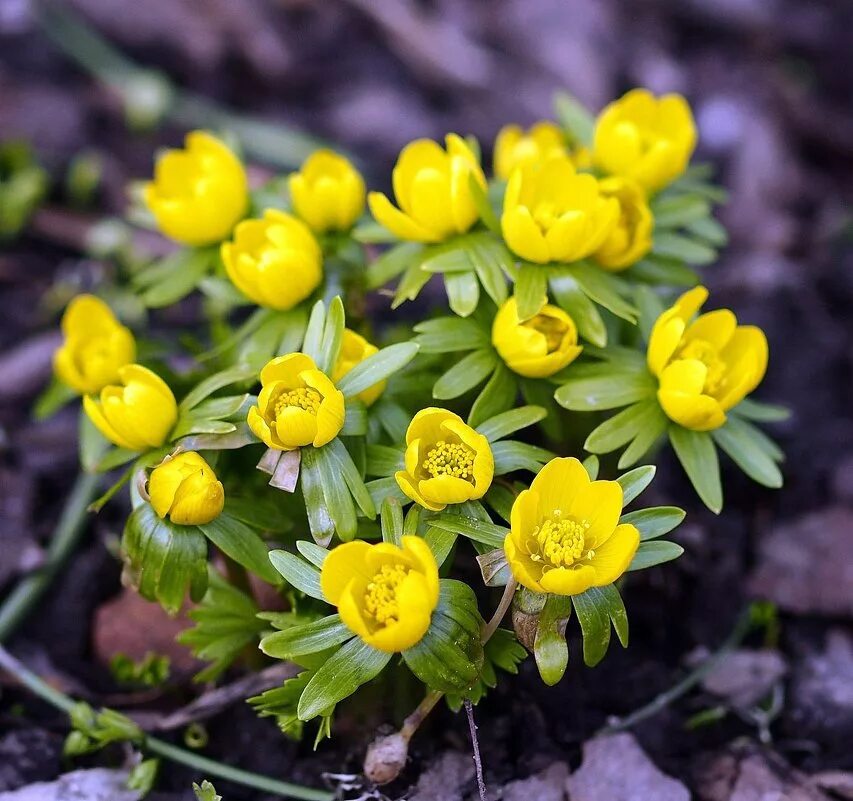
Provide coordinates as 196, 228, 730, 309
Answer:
469, 173, 500, 234
316, 295, 345, 373
484, 484, 515, 523
341, 400, 367, 436
731, 397, 790, 423
414, 316, 489, 353
337, 342, 419, 398
366, 444, 403, 477
314, 443, 358, 541
713, 418, 783, 488
446, 628, 526, 711
261, 615, 353, 659
554, 90, 594, 146
550, 274, 607, 347
628, 540, 684, 571
555, 370, 656, 411
597, 584, 629, 647
297, 638, 391, 721
582, 454, 599, 480
365, 476, 408, 509
669, 425, 723, 513
468, 237, 510, 305
686, 216, 728, 246
514, 264, 547, 320
653, 232, 717, 265
475, 405, 546, 442
617, 405, 668, 469
199, 514, 280, 585
429, 513, 508, 549
193, 780, 221, 801
651, 194, 711, 228
79, 407, 110, 474
327, 438, 376, 519
492, 441, 552, 475
33, 376, 76, 421
138, 249, 213, 308
563, 261, 637, 322
392, 261, 433, 308
633, 284, 666, 343
616, 465, 656, 506
179, 365, 256, 412
533, 594, 572, 685
584, 400, 663, 454
295, 540, 328, 569
572, 584, 629, 667
402, 579, 484, 693
630, 256, 700, 288
468, 362, 517, 428
445, 270, 481, 317
380, 498, 404, 545
269, 550, 324, 600
424, 526, 457, 566
433, 348, 496, 400
300, 446, 335, 546
301, 299, 327, 365
621, 506, 685, 540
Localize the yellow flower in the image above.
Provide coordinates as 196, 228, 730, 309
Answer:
142, 131, 248, 246
395, 408, 493, 512
83, 365, 177, 450
148, 452, 224, 526
320, 536, 439, 653
571, 145, 593, 170
501, 156, 619, 264
53, 294, 136, 395
492, 297, 582, 378
288, 150, 365, 232
647, 286, 769, 431
593, 89, 697, 193
593, 177, 654, 271
247, 353, 345, 451
493, 122, 568, 180
505, 457, 639, 595
368, 134, 486, 243
332, 329, 386, 407
221, 209, 322, 311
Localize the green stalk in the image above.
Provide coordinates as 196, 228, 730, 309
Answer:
0, 645, 333, 801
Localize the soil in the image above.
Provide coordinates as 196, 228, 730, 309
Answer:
1, 1, 853, 799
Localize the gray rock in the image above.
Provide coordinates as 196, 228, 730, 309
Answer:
409, 751, 474, 801
501, 762, 568, 801
0, 768, 141, 801
701, 648, 787, 708
566, 733, 689, 801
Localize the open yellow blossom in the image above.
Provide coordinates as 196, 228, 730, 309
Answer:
395, 408, 493, 512
368, 134, 486, 243
83, 365, 177, 450
501, 156, 619, 264
289, 150, 365, 232
493, 122, 568, 180
53, 294, 136, 395
247, 353, 344, 451
221, 209, 322, 311
593, 89, 697, 193
594, 177, 654, 271
492, 297, 582, 378
148, 452, 224, 526
648, 286, 769, 431
505, 457, 639, 595
332, 329, 386, 407
320, 536, 439, 653
143, 131, 248, 246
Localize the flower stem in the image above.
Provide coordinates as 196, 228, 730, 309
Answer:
0, 645, 333, 801
464, 700, 488, 801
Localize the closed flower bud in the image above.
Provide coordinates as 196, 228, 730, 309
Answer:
593, 177, 654, 271
505, 457, 639, 596
142, 131, 248, 246
395, 408, 493, 512
148, 452, 224, 525
492, 297, 582, 378
332, 329, 385, 407
368, 134, 486, 243
53, 294, 136, 394
320, 536, 439, 653
288, 150, 365, 232
83, 364, 177, 451
647, 286, 768, 431
493, 121, 567, 180
501, 156, 619, 264
221, 209, 322, 311
593, 89, 697, 193
248, 353, 345, 451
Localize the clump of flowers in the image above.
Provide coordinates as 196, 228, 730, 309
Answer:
43, 86, 786, 786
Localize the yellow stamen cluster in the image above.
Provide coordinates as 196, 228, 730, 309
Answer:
523, 315, 568, 352
422, 441, 475, 481
531, 513, 592, 567
364, 564, 409, 626
275, 387, 321, 416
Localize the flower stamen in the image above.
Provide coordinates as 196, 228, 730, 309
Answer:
363, 564, 410, 627
275, 387, 322, 416
536, 513, 591, 567
422, 440, 476, 482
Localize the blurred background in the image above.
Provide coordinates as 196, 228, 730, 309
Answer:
1, 1, 852, 799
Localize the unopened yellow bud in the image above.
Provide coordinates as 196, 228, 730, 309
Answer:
289, 150, 365, 233
148, 452, 224, 526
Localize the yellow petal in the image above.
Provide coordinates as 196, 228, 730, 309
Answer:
540, 564, 597, 595
83, 394, 137, 450
418, 475, 476, 507
260, 353, 318, 387
338, 580, 373, 641
368, 192, 440, 243
320, 541, 373, 604
274, 406, 319, 449
401, 535, 440, 608
504, 533, 545, 593
313, 389, 345, 447
395, 470, 444, 512
501, 206, 550, 263
590, 523, 640, 585
683, 309, 737, 350
530, 457, 589, 517
569, 479, 623, 548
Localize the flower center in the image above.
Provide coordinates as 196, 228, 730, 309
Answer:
677, 339, 726, 394
532, 201, 559, 230
422, 440, 475, 481
363, 564, 409, 626
524, 314, 567, 352
275, 387, 321, 416
531, 511, 592, 567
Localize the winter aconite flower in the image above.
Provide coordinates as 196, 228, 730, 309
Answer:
142, 131, 248, 246
332, 329, 386, 407
492, 297, 582, 378
593, 89, 697, 193
288, 150, 365, 233
648, 286, 768, 431
83, 365, 177, 450
505, 457, 639, 595
149, 452, 224, 526
221, 209, 322, 311
395, 408, 493, 512
501, 156, 619, 264
53, 294, 136, 394
493, 122, 568, 180
320, 536, 439, 653
368, 134, 487, 243
593, 177, 653, 271
248, 353, 345, 451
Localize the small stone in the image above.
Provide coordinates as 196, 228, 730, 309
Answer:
566, 733, 689, 801
701, 648, 787, 708
501, 762, 568, 801
0, 729, 61, 792
409, 751, 474, 801
0, 768, 141, 801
